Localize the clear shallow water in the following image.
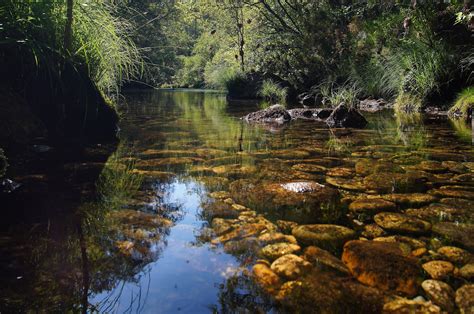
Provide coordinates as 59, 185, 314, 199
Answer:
1, 90, 473, 313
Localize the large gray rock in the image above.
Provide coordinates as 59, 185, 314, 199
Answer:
326, 103, 368, 128
243, 104, 291, 124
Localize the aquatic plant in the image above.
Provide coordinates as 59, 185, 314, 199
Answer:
258, 79, 288, 104
97, 145, 143, 210
448, 86, 474, 119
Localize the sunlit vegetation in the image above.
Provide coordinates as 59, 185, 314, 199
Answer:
449, 86, 474, 119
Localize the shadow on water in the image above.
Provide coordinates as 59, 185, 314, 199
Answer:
1, 89, 474, 313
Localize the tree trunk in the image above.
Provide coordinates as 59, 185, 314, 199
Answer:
64, 0, 73, 53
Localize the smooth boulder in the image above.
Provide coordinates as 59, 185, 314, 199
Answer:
342, 240, 422, 296
292, 224, 356, 250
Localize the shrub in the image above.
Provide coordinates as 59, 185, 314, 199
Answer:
448, 86, 474, 119
394, 92, 423, 112
318, 82, 360, 108
258, 79, 288, 104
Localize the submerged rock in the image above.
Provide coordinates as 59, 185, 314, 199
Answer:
252, 261, 282, 295
270, 254, 312, 280
421, 280, 455, 312
260, 242, 301, 261
455, 284, 474, 314
326, 103, 368, 128
383, 298, 441, 313
437, 246, 473, 265
432, 222, 474, 251
459, 263, 474, 280
292, 224, 356, 250
276, 269, 384, 313
243, 104, 291, 124
342, 240, 422, 296
374, 212, 431, 235
349, 198, 397, 215
422, 261, 454, 280
303, 245, 349, 274
381, 193, 437, 208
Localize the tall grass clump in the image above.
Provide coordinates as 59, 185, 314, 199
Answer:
448, 86, 474, 119
258, 79, 288, 104
318, 81, 360, 108
0, 0, 141, 99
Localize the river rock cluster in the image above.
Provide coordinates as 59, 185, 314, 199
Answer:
200, 153, 474, 313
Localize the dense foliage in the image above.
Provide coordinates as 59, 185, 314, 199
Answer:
125, 0, 472, 111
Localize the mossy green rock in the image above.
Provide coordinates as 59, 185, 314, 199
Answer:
292, 224, 356, 250
374, 212, 431, 235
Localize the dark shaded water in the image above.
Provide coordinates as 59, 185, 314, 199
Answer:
1, 90, 473, 313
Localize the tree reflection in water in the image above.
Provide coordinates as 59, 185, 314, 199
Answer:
0, 145, 179, 312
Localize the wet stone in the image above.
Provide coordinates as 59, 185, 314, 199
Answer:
363, 172, 428, 194
418, 161, 448, 173
276, 220, 298, 234
432, 222, 474, 251
373, 235, 426, 250
440, 197, 474, 209
325, 176, 366, 191
437, 246, 473, 265
381, 193, 438, 208
442, 161, 468, 174
349, 198, 397, 215
455, 284, 474, 314
459, 263, 474, 280
270, 254, 312, 280
422, 261, 454, 280
209, 191, 232, 200
421, 280, 455, 312
303, 245, 349, 274
405, 203, 472, 223
374, 212, 431, 235
291, 164, 327, 174
212, 223, 267, 244
252, 262, 282, 295
292, 224, 356, 250
257, 232, 297, 246
342, 240, 422, 296
211, 218, 236, 235
382, 298, 441, 313
260, 242, 301, 261
429, 188, 474, 200
326, 167, 354, 178
361, 224, 387, 239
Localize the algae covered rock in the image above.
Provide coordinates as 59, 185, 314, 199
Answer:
422, 261, 454, 280
292, 224, 356, 250
432, 222, 474, 251
260, 242, 301, 261
303, 245, 349, 274
342, 240, 422, 296
252, 261, 282, 295
459, 263, 474, 280
349, 198, 397, 215
383, 298, 441, 313
374, 212, 431, 235
270, 254, 312, 280
421, 280, 455, 312
455, 284, 474, 314
381, 193, 437, 208
437, 246, 473, 265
